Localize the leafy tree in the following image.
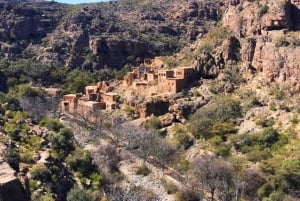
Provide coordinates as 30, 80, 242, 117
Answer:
65, 70, 96, 93
260, 127, 279, 148
4, 147, 20, 171
6, 97, 22, 111
48, 128, 74, 160
30, 164, 50, 182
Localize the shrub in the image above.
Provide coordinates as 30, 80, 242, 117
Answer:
247, 148, 272, 162
144, 116, 162, 129
30, 164, 49, 181
20, 151, 34, 164
135, 165, 151, 176
216, 146, 231, 157
66, 187, 93, 201
48, 128, 74, 159
255, 117, 275, 127
260, 127, 279, 148
258, 4, 269, 18
40, 118, 63, 132
172, 125, 194, 149
275, 36, 290, 47
269, 102, 276, 111
65, 70, 96, 93
29, 179, 41, 192
188, 96, 241, 139
4, 147, 20, 171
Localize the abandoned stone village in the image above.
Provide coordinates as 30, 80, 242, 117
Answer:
60, 57, 201, 122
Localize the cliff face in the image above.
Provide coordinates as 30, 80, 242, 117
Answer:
0, 0, 226, 70
177, 0, 300, 92
222, 0, 300, 91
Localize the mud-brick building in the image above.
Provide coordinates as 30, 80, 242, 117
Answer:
60, 82, 119, 121
60, 94, 79, 113
157, 67, 195, 94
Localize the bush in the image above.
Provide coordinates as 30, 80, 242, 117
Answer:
144, 116, 162, 129
4, 147, 20, 171
135, 165, 151, 176
216, 146, 231, 157
247, 148, 272, 162
40, 118, 63, 132
258, 4, 269, 18
256, 117, 275, 127
172, 125, 194, 149
48, 128, 74, 160
188, 96, 241, 139
66, 187, 93, 201
29, 179, 41, 192
260, 127, 279, 148
30, 164, 49, 181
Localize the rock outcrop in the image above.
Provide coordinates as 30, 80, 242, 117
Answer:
0, 144, 27, 201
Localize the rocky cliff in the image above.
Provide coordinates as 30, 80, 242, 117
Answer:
223, 0, 300, 91
0, 0, 226, 70
171, 0, 300, 92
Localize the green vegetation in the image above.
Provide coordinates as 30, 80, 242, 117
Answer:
188, 96, 241, 139
144, 116, 162, 129
66, 187, 93, 201
258, 4, 269, 18
0, 94, 102, 201
196, 26, 232, 54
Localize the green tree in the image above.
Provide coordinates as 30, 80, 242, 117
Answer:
4, 147, 20, 171
260, 127, 279, 148
48, 128, 74, 160
65, 70, 95, 93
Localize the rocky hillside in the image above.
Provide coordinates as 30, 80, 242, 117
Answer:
167, 0, 300, 92
0, 0, 227, 70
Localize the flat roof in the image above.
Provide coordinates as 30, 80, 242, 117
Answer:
167, 78, 184, 80
80, 101, 104, 107
64, 94, 77, 97
103, 92, 118, 96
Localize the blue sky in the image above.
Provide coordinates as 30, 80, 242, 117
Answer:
53, 0, 110, 4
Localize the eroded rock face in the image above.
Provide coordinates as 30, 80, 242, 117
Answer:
192, 52, 222, 79
252, 37, 300, 89
223, 0, 294, 36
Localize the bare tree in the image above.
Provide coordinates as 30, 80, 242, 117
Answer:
92, 144, 121, 174
190, 155, 235, 201
19, 95, 59, 120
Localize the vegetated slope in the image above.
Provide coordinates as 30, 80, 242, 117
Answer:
156, 0, 300, 200
0, 0, 226, 70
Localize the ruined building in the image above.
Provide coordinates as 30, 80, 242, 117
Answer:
125, 58, 195, 94
61, 81, 119, 121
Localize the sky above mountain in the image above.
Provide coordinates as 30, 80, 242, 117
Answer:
54, 0, 110, 4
